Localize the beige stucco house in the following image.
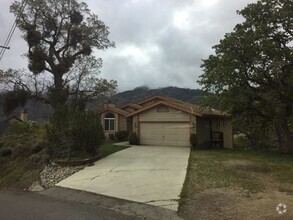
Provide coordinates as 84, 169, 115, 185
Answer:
98, 96, 233, 149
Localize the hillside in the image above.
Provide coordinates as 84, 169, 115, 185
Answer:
112, 86, 204, 106
0, 86, 204, 121
0, 96, 53, 122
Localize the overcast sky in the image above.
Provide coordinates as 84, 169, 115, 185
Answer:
0, 0, 257, 92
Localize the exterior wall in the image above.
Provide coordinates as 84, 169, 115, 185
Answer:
100, 112, 130, 137
100, 112, 118, 137
196, 117, 211, 148
196, 117, 233, 149
190, 115, 196, 134
139, 106, 190, 122
127, 118, 133, 133
211, 118, 233, 149
132, 115, 139, 135
118, 115, 127, 131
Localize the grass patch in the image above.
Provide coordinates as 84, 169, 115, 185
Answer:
54, 141, 130, 162
181, 152, 263, 199
98, 141, 130, 158
181, 149, 293, 199
54, 151, 97, 162
231, 163, 272, 173
0, 157, 42, 190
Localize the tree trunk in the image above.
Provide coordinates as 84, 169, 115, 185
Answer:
50, 73, 68, 108
274, 118, 293, 154
54, 73, 63, 90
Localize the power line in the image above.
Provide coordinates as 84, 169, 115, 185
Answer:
0, 22, 17, 59
0, 0, 28, 61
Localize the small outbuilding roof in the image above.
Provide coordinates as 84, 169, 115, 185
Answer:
0, 116, 23, 135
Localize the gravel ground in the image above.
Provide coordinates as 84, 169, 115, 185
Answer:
39, 164, 84, 188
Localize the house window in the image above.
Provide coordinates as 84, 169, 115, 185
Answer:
104, 113, 115, 131
157, 105, 169, 112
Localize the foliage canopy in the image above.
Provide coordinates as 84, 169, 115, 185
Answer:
8, 0, 116, 108
199, 0, 293, 153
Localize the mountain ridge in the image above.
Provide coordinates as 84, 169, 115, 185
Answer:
0, 86, 204, 122
109, 86, 204, 106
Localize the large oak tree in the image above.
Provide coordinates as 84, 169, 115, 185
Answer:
10, 0, 115, 107
199, 0, 293, 153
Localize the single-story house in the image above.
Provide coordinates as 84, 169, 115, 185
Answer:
98, 96, 233, 149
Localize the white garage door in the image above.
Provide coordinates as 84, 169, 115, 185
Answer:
140, 122, 190, 146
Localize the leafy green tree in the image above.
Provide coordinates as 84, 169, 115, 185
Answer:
46, 106, 102, 158
10, 0, 115, 107
199, 0, 293, 153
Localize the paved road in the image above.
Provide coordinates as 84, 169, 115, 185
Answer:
57, 145, 190, 211
0, 191, 136, 220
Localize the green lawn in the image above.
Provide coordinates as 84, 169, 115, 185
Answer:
181, 150, 293, 195
53, 141, 130, 161
199, 150, 293, 184
98, 141, 130, 158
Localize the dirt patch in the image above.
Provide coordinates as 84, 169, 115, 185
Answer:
226, 159, 272, 173
179, 151, 293, 220
226, 159, 293, 195
179, 188, 293, 220
179, 188, 240, 220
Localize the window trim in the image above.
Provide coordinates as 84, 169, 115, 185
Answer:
104, 113, 115, 131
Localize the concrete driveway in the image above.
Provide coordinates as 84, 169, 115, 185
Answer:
57, 145, 190, 211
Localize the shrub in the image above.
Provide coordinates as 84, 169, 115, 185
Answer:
128, 132, 139, 145
108, 133, 116, 141
190, 133, 198, 149
99, 124, 106, 140
0, 121, 46, 157
115, 131, 129, 141
46, 106, 102, 158
30, 153, 41, 164
32, 141, 47, 154
0, 148, 12, 157
30, 152, 49, 165
234, 134, 250, 150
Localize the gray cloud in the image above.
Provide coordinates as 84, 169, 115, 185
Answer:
0, 0, 257, 92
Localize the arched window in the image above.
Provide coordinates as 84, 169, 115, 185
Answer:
104, 113, 115, 131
